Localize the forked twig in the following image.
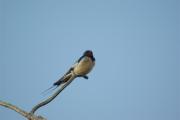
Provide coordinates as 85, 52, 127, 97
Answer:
30, 75, 76, 114
0, 100, 46, 120
0, 74, 76, 120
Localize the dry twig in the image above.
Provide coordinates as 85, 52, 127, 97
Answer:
0, 75, 76, 120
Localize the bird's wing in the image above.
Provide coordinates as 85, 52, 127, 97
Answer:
77, 55, 84, 62
41, 65, 75, 94
53, 62, 79, 86
53, 68, 72, 85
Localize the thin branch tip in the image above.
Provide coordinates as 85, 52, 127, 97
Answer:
0, 74, 76, 120
30, 75, 76, 114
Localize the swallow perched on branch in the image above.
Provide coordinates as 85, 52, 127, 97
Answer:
42, 50, 95, 94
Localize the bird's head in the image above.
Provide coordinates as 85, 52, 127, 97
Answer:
83, 50, 94, 57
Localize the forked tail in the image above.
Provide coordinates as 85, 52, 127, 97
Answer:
41, 85, 58, 95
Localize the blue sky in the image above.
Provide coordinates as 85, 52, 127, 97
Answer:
0, 0, 179, 120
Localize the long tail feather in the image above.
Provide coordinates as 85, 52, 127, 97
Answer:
41, 85, 58, 95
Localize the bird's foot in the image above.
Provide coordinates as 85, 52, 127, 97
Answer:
77, 75, 88, 79
83, 75, 88, 79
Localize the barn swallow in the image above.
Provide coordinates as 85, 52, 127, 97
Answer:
42, 50, 95, 94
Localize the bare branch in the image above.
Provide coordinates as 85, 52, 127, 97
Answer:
0, 100, 46, 120
0, 72, 77, 119
0, 100, 28, 117
30, 75, 76, 114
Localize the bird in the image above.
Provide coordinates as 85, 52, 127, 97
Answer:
42, 50, 95, 94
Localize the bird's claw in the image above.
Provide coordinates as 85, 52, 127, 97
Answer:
77, 75, 88, 79
83, 75, 88, 79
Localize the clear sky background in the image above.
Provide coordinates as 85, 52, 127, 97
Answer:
0, 0, 179, 120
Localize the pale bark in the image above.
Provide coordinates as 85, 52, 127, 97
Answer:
0, 75, 76, 120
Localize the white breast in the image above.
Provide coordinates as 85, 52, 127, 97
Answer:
73, 57, 95, 76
